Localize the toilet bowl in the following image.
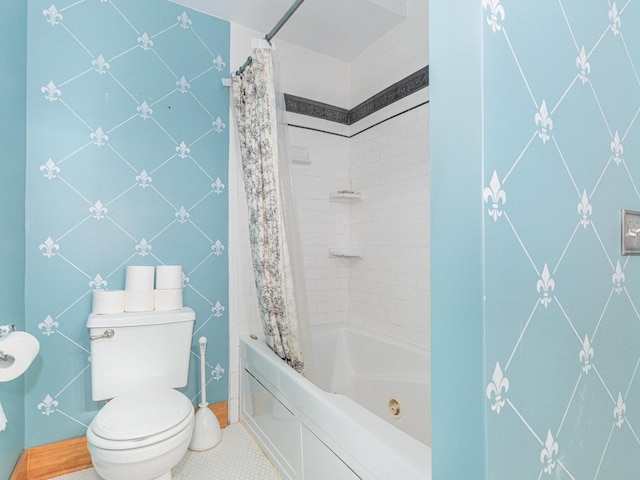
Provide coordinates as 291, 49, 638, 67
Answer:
87, 388, 195, 480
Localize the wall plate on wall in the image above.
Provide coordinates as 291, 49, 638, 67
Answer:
622, 209, 640, 254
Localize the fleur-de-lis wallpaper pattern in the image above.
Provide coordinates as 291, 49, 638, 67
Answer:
24, 0, 229, 448
479, 1, 640, 478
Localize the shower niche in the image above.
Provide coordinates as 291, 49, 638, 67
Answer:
329, 190, 364, 259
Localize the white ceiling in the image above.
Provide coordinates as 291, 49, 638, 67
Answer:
169, 0, 408, 62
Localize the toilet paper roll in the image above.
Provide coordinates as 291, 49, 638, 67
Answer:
154, 288, 183, 311
92, 290, 125, 315
124, 290, 155, 312
125, 266, 155, 291
155, 265, 183, 290
0, 331, 40, 382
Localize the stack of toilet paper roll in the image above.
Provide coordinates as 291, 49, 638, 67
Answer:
125, 266, 156, 312
91, 265, 183, 314
92, 290, 126, 315
154, 265, 183, 311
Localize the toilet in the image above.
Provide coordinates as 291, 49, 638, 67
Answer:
86, 307, 196, 480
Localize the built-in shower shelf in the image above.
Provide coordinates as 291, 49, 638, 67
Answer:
329, 192, 362, 202
329, 248, 364, 259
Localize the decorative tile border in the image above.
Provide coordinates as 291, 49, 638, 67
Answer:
284, 95, 350, 124
284, 65, 429, 125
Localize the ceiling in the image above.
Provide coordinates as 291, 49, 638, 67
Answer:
169, 0, 409, 62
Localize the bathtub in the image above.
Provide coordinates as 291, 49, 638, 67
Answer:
239, 322, 431, 479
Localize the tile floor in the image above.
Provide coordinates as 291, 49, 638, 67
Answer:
50, 423, 282, 480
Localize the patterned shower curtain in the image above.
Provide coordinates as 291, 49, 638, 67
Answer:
231, 48, 306, 375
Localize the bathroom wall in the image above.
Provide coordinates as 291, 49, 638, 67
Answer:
0, 1, 27, 476
24, 0, 229, 448
431, 0, 640, 478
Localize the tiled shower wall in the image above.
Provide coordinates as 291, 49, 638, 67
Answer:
349, 105, 430, 348
229, 0, 428, 421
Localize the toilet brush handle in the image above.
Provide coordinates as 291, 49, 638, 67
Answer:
199, 337, 208, 407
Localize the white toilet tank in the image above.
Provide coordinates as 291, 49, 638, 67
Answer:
87, 307, 195, 401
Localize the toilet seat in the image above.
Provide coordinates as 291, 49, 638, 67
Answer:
88, 388, 193, 451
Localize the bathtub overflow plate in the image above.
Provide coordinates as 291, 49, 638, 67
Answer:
388, 398, 402, 419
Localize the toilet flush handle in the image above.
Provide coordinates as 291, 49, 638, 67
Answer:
90, 329, 115, 341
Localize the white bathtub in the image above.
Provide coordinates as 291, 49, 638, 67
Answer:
240, 322, 431, 480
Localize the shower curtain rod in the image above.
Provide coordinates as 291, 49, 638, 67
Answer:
234, 0, 305, 76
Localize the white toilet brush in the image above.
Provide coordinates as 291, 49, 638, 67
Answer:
189, 336, 221, 451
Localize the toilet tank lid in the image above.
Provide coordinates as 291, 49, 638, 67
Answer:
87, 307, 195, 328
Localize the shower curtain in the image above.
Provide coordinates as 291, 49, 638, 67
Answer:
232, 48, 312, 377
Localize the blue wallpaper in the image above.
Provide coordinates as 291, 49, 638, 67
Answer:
432, 0, 640, 477
482, 1, 640, 478
429, 1, 486, 478
24, 0, 229, 448
0, 1, 27, 476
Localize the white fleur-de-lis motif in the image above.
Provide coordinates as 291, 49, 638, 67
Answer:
40, 159, 60, 179
612, 260, 625, 294
182, 273, 190, 287
38, 315, 59, 336
43, 5, 63, 25
39, 237, 59, 258
137, 101, 153, 119
537, 264, 555, 308
41, 81, 62, 102
176, 76, 190, 93
611, 131, 624, 166
213, 55, 226, 71
176, 141, 190, 158
92, 54, 110, 74
89, 274, 107, 291
540, 430, 559, 475
579, 335, 594, 373
135, 238, 152, 257
482, 171, 506, 222
535, 100, 553, 144
614, 392, 626, 427
89, 200, 108, 220
175, 206, 190, 224
212, 301, 226, 318
482, 0, 505, 33
177, 12, 192, 29
212, 178, 225, 194
212, 116, 226, 133
0, 402, 6, 432
90, 127, 108, 147
609, 3, 621, 36
486, 362, 509, 414
576, 46, 590, 84
137, 32, 154, 51
37, 394, 59, 416
212, 363, 225, 380
136, 169, 152, 188
212, 240, 225, 256
577, 190, 592, 228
